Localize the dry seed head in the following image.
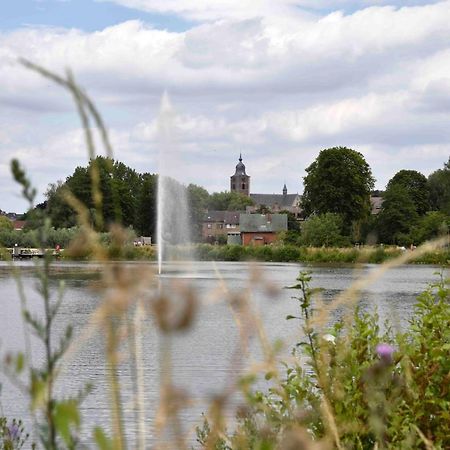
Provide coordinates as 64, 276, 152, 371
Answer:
280, 426, 329, 450
151, 282, 197, 333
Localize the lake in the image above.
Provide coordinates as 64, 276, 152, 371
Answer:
0, 260, 445, 447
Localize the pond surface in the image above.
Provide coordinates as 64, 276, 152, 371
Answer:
0, 260, 445, 447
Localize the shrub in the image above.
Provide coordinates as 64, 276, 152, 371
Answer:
199, 272, 450, 449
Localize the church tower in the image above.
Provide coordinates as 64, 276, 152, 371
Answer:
230, 154, 250, 196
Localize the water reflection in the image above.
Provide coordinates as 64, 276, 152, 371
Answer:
0, 261, 444, 446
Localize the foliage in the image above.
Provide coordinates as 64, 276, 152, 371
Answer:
0, 418, 31, 449
187, 184, 210, 241
5, 61, 450, 450
377, 184, 418, 245
278, 210, 300, 231
410, 211, 450, 244
428, 158, 450, 215
0, 216, 13, 231
135, 173, 157, 237
46, 157, 142, 231
207, 191, 254, 211
387, 169, 430, 216
302, 147, 375, 231
300, 213, 350, 247
199, 272, 450, 449
3, 159, 88, 449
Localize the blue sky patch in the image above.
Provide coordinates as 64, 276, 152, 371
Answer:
0, 0, 193, 32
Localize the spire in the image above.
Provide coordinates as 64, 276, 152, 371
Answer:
233, 153, 247, 176
283, 184, 287, 196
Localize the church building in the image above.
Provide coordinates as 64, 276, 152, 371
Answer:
230, 153, 250, 196
230, 155, 302, 218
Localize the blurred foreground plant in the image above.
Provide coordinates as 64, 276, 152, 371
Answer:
198, 271, 450, 449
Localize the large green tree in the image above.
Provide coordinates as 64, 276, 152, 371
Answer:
428, 158, 450, 215
376, 185, 418, 244
302, 147, 375, 230
47, 157, 143, 231
135, 173, 157, 237
387, 169, 430, 215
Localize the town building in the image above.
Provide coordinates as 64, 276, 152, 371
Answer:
239, 213, 288, 246
229, 155, 302, 217
202, 210, 243, 243
248, 186, 302, 217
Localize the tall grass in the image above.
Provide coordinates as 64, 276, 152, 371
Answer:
0, 62, 449, 450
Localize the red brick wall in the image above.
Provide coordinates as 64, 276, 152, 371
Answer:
241, 232, 277, 246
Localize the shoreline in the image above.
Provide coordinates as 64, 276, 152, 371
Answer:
2, 244, 448, 266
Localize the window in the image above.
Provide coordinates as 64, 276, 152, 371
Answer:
242, 183, 246, 189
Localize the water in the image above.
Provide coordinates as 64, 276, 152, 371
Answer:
0, 261, 445, 447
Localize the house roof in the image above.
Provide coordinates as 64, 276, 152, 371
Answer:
13, 220, 26, 230
250, 193, 300, 208
239, 214, 288, 232
204, 210, 244, 224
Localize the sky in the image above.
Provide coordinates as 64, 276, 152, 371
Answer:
1, 0, 450, 212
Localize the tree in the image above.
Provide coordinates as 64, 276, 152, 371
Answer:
300, 213, 350, 247
0, 215, 13, 231
135, 173, 157, 237
46, 157, 141, 231
207, 191, 254, 211
279, 210, 300, 231
428, 158, 450, 215
187, 184, 210, 241
410, 211, 450, 244
376, 185, 418, 244
46, 181, 77, 229
387, 170, 430, 215
302, 147, 375, 231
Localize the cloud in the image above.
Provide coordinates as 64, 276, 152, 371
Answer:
1, 1, 450, 210
99, 0, 444, 20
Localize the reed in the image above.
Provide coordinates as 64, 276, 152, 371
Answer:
0, 62, 449, 450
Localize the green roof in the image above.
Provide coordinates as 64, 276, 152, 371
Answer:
239, 214, 287, 232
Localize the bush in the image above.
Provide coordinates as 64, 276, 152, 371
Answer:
199, 272, 450, 449
301, 213, 351, 247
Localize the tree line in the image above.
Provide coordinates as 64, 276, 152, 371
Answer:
5, 149, 449, 247
298, 147, 450, 246
18, 156, 253, 240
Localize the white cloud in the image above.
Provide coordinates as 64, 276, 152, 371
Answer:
1, 1, 450, 210
100, 0, 444, 20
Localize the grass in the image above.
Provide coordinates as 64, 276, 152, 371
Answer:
1, 61, 449, 449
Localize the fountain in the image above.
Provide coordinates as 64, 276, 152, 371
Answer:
156, 92, 193, 275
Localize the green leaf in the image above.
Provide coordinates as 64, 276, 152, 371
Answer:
15, 352, 25, 373
54, 400, 80, 445
93, 427, 113, 450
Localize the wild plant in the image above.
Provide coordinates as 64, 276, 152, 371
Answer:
0, 60, 449, 450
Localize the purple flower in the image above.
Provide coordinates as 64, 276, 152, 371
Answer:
376, 343, 394, 363
7, 423, 20, 441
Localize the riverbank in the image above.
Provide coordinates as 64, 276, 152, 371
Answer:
2, 243, 448, 265
194, 243, 450, 265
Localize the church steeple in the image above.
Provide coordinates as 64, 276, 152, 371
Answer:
283, 184, 287, 196
234, 153, 247, 176
230, 154, 250, 196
